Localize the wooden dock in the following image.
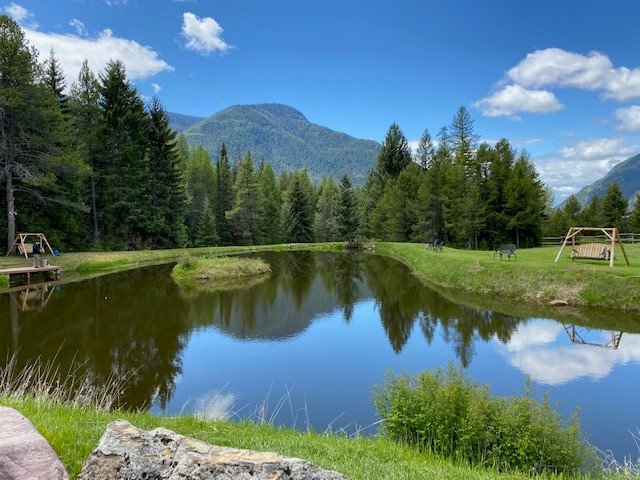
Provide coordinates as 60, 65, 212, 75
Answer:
0, 265, 61, 285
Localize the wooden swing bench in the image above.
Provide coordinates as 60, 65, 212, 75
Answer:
555, 227, 630, 267
571, 243, 610, 261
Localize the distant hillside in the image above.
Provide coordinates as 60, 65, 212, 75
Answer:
167, 112, 205, 133
572, 153, 640, 205
180, 104, 380, 184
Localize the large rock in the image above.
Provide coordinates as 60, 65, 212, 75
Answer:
79, 420, 348, 479
0, 406, 69, 480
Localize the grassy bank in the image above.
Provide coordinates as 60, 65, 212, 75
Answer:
1, 241, 639, 311
171, 256, 272, 291
0, 397, 604, 480
374, 242, 640, 311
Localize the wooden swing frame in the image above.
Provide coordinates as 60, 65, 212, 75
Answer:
6, 233, 55, 258
554, 227, 630, 267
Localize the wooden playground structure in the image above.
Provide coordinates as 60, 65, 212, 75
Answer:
6, 233, 55, 258
554, 227, 630, 267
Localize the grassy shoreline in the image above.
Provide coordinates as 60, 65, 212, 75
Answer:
0, 397, 599, 480
1, 241, 639, 312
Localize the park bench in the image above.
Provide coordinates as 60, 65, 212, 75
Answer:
494, 243, 517, 261
425, 240, 444, 252
571, 243, 610, 261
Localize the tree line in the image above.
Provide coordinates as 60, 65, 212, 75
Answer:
544, 182, 640, 236
0, 14, 547, 252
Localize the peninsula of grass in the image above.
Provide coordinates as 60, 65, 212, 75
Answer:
171, 255, 271, 292
0, 396, 612, 480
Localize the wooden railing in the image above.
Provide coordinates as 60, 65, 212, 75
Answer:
542, 233, 640, 246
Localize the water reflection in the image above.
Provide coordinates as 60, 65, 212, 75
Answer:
499, 321, 639, 385
1, 251, 639, 456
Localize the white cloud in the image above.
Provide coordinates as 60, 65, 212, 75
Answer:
506, 48, 640, 102
68, 18, 86, 37
24, 27, 173, 84
534, 138, 634, 202
103, 0, 128, 5
614, 105, 640, 133
182, 12, 231, 55
559, 138, 633, 160
4, 2, 36, 27
151, 82, 161, 93
474, 84, 563, 120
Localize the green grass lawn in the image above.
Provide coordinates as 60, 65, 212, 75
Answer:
374, 242, 640, 311
0, 397, 604, 480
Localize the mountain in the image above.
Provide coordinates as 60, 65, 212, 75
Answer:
180, 103, 380, 183
167, 112, 205, 133
572, 153, 640, 205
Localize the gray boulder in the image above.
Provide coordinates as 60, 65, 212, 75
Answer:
79, 420, 348, 479
0, 406, 69, 480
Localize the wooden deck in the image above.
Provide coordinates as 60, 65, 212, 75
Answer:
0, 265, 61, 285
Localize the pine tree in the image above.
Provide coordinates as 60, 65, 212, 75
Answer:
314, 176, 339, 241
70, 60, 104, 242
283, 173, 313, 243
215, 143, 235, 245
195, 197, 219, 247
255, 160, 281, 244
147, 97, 187, 248
450, 106, 479, 153
226, 153, 260, 245
600, 182, 628, 230
44, 49, 68, 112
376, 164, 421, 241
99, 60, 150, 248
562, 195, 582, 226
376, 123, 412, 178
580, 195, 602, 227
415, 129, 434, 169
504, 154, 546, 247
629, 195, 640, 233
335, 173, 359, 240
184, 146, 216, 244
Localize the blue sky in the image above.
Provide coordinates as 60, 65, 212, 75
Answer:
4, 0, 640, 201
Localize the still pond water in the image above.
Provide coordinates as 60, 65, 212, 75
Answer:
1, 251, 639, 459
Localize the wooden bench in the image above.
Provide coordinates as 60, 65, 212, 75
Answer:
571, 243, 611, 261
494, 243, 517, 261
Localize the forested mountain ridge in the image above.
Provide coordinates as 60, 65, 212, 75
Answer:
571, 153, 640, 206
167, 112, 205, 133
180, 103, 380, 184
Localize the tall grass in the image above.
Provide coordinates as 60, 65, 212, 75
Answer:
373, 365, 598, 476
0, 353, 127, 411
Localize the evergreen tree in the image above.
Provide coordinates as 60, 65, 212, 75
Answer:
283, 172, 313, 243
562, 195, 582, 226
376, 123, 412, 178
314, 176, 339, 242
147, 97, 187, 247
226, 153, 260, 244
99, 60, 150, 248
580, 194, 602, 227
44, 49, 68, 111
629, 195, 640, 233
70, 60, 104, 242
256, 159, 282, 244
415, 129, 434, 169
195, 197, 219, 247
450, 106, 479, 153
184, 146, 216, 244
600, 182, 628, 230
175, 134, 190, 183
376, 164, 421, 241
335, 173, 359, 240
504, 154, 546, 247
215, 143, 235, 245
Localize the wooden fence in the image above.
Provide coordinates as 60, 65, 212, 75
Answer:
542, 233, 640, 246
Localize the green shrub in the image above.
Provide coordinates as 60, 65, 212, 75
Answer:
75, 258, 132, 273
372, 365, 597, 475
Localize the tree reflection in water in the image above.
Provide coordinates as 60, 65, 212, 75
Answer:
0, 251, 633, 411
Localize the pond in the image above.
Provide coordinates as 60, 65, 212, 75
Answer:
1, 251, 639, 460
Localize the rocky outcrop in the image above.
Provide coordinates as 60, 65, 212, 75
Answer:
79, 420, 348, 479
0, 406, 69, 480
